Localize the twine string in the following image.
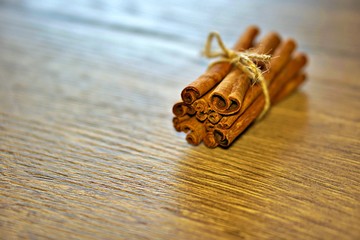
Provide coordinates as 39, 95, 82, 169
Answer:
203, 32, 271, 119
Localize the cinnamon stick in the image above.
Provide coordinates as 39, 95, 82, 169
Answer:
172, 101, 195, 117
209, 32, 281, 115
196, 111, 208, 122
209, 70, 249, 115
204, 120, 215, 132
203, 132, 218, 148
185, 120, 206, 145
217, 39, 297, 128
181, 26, 259, 104
208, 111, 222, 124
172, 27, 309, 148
192, 88, 212, 121
241, 39, 297, 111
173, 115, 191, 132
214, 54, 308, 147
177, 115, 200, 133
192, 98, 209, 113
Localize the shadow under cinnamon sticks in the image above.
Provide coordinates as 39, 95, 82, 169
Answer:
215, 90, 309, 149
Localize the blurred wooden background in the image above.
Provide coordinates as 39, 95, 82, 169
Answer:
0, 0, 359, 239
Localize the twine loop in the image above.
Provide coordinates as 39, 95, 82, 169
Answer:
202, 32, 271, 119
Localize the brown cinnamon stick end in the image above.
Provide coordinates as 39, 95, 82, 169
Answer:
284, 38, 297, 51
196, 111, 208, 122
172, 102, 187, 117
271, 38, 297, 65
173, 116, 190, 132
213, 129, 228, 147
211, 93, 228, 111
233, 25, 260, 50
294, 53, 309, 67
247, 25, 260, 34
181, 87, 199, 104
203, 132, 219, 148
258, 32, 281, 53
186, 132, 202, 146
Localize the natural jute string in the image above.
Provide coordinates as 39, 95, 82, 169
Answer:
203, 32, 271, 119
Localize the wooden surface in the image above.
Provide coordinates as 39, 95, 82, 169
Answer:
0, 0, 359, 239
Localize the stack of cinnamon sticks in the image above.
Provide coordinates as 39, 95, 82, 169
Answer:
172, 26, 308, 148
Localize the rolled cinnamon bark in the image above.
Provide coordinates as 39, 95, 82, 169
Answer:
208, 111, 222, 124
181, 26, 259, 104
176, 115, 200, 132
173, 115, 191, 132
241, 39, 297, 110
187, 104, 196, 115
214, 53, 308, 147
192, 88, 212, 122
185, 120, 206, 145
196, 111, 208, 122
172, 101, 187, 117
217, 39, 297, 128
209, 32, 281, 115
209, 70, 249, 115
233, 25, 260, 51
203, 132, 218, 148
192, 98, 209, 113
204, 120, 215, 132
172, 101, 195, 117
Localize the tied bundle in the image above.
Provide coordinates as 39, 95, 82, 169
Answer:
172, 26, 308, 148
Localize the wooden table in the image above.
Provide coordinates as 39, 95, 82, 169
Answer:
1, 0, 359, 239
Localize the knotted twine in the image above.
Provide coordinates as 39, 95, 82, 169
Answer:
202, 32, 271, 119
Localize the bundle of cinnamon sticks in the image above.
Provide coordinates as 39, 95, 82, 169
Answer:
172, 26, 308, 148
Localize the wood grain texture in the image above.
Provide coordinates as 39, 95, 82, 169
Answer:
0, 0, 359, 239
